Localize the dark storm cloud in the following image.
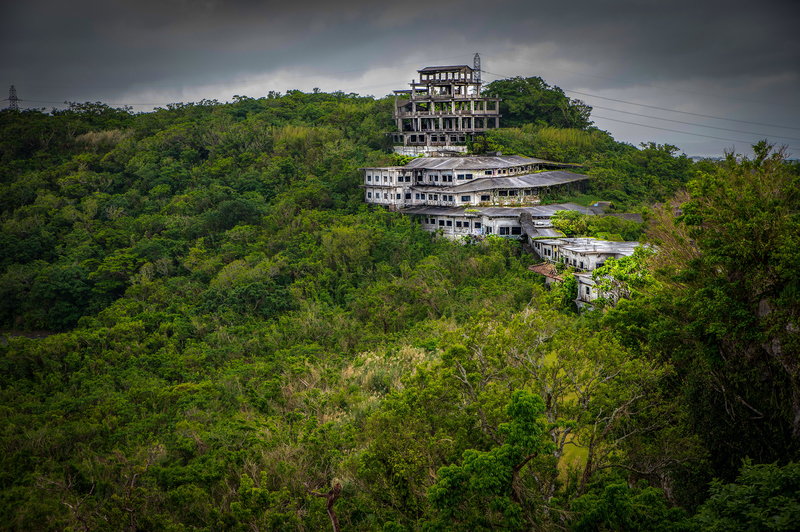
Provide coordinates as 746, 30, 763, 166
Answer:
3, 0, 798, 155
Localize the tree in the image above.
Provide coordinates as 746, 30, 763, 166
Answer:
483, 77, 592, 129
426, 391, 554, 531
695, 460, 800, 532
622, 142, 800, 483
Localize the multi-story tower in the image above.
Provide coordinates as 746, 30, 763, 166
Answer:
390, 65, 501, 153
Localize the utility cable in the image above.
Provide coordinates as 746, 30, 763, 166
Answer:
481, 53, 800, 109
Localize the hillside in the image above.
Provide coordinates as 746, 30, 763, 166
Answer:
1, 88, 798, 531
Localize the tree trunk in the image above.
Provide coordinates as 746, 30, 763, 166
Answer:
306, 483, 342, 532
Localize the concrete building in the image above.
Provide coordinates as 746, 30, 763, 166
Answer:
574, 272, 599, 310
532, 238, 639, 271
398, 204, 591, 240
390, 65, 501, 154
361, 155, 587, 212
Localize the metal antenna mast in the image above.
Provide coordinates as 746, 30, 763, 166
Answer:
473, 53, 481, 87
5, 86, 20, 110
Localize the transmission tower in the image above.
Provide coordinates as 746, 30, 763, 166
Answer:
5, 86, 20, 110
473, 53, 481, 87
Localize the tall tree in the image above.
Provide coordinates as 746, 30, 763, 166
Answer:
483, 76, 592, 129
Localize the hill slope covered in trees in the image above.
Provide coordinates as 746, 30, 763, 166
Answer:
1, 84, 798, 531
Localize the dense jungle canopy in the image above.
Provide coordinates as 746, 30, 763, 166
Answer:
1, 81, 798, 531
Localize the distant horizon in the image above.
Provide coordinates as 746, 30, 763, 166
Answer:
5, 82, 792, 162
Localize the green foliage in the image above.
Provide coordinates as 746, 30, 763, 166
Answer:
427, 391, 554, 531
477, 125, 615, 163
587, 142, 694, 207
1, 82, 792, 532
695, 460, 800, 532
571, 481, 695, 532
483, 77, 592, 130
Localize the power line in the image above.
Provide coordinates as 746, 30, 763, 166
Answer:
481, 53, 800, 109
480, 68, 800, 145
589, 105, 800, 142
565, 90, 800, 131
593, 114, 798, 151
481, 69, 800, 131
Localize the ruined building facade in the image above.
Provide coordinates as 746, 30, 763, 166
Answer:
390, 65, 501, 154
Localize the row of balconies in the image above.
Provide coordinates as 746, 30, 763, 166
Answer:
395, 109, 500, 117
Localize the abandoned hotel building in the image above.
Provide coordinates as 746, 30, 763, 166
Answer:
361, 62, 591, 240
390, 63, 500, 153
362, 61, 642, 309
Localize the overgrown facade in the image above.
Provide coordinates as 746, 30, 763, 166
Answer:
390, 65, 501, 154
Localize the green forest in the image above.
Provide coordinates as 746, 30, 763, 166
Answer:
1, 81, 798, 531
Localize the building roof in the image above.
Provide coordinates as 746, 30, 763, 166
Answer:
446, 171, 588, 193
526, 227, 565, 238
403, 155, 554, 170
399, 203, 592, 218
418, 65, 473, 72
537, 238, 640, 256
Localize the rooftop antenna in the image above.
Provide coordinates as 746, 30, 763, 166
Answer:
5, 86, 20, 110
473, 53, 481, 87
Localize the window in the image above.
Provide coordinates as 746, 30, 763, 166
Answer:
405, 193, 411, 200
508, 190, 517, 196
481, 195, 490, 201
396, 194, 401, 199
586, 286, 591, 295
499, 191, 508, 197
485, 170, 492, 175
405, 176, 411, 182
367, 175, 371, 181
439, 220, 445, 226
580, 262, 584, 269
434, 194, 439, 200
434, 175, 439, 182
499, 227, 510, 235
384, 193, 388, 199
415, 193, 420, 199
474, 222, 482, 229
461, 195, 471, 202
463, 221, 470, 228
511, 227, 522, 235
428, 194, 434, 200
447, 176, 453, 182
456, 221, 462, 227
524, 190, 531, 196
447, 195, 454, 201
367, 192, 372, 198
486, 226, 493, 234
430, 218, 436, 224
465, 173, 473, 180
457, 174, 465, 180
424, 218, 429, 224
446, 220, 452, 227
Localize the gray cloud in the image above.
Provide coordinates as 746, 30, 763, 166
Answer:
3, 0, 798, 156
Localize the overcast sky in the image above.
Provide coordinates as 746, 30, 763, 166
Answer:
3, 0, 799, 157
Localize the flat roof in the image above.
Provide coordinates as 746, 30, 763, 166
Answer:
403, 155, 562, 171
446, 171, 588, 193
537, 238, 640, 255
399, 203, 592, 218
418, 65, 473, 72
